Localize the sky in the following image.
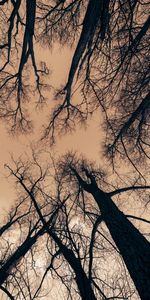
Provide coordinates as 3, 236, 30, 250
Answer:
0, 44, 102, 214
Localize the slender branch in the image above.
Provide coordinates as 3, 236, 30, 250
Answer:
0, 286, 15, 300
109, 185, 150, 197
126, 215, 150, 224
89, 215, 103, 281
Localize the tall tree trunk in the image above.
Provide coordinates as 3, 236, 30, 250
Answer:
92, 188, 150, 300
71, 167, 150, 299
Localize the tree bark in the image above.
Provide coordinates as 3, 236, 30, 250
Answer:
92, 188, 150, 300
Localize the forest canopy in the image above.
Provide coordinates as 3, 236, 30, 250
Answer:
0, 1, 150, 300
0, 0, 149, 161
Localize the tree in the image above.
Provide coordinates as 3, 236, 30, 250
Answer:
0, 1, 150, 299
1, 155, 98, 299
65, 158, 150, 300
0, 153, 150, 299
0, 0, 149, 161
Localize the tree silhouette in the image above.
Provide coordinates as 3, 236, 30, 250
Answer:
0, 0, 149, 161
0, 153, 150, 299
67, 159, 150, 300
0, 1, 150, 299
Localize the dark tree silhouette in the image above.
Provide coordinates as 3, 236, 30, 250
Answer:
0, 0, 149, 161
68, 164, 150, 300
0, 153, 150, 299
0, 1, 150, 298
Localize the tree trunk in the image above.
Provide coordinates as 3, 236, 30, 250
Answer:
92, 188, 150, 300
0, 233, 39, 285
51, 231, 97, 300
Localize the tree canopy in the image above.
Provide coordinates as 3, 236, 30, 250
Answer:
0, 0, 149, 161
0, 152, 150, 299
0, 1, 150, 299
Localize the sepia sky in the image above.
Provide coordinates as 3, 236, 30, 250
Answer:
0, 44, 101, 214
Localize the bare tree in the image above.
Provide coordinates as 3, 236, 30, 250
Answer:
0, 0, 48, 132
37, 0, 150, 162
63, 155, 150, 300
0, 0, 149, 161
1, 152, 150, 299
0, 1, 150, 299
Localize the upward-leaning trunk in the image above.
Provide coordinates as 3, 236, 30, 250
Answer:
92, 188, 150, 300
21, 183, 97, 300
46, 231, 97, 300
64, 0, 102, 102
